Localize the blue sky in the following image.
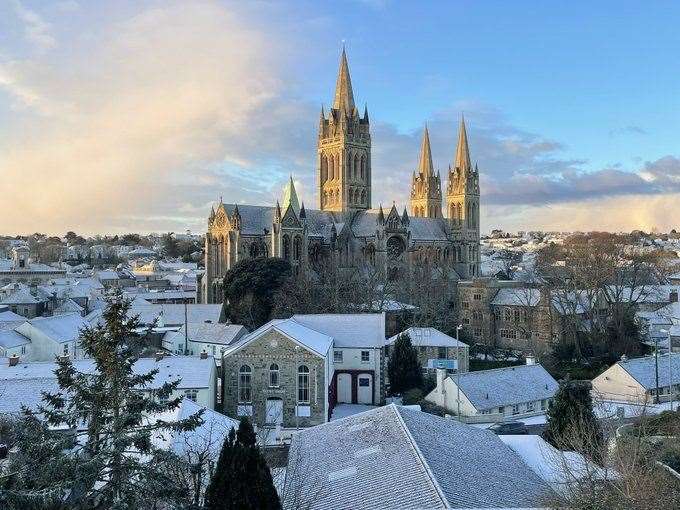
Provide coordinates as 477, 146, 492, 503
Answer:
1, 0, 679, 235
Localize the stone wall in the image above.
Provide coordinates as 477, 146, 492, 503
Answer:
222, 329, 327, 428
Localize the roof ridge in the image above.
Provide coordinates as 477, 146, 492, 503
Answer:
391, 405, 450, 508
451, 362, 541, 379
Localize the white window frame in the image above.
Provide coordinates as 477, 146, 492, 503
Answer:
334, 350, 343, 363
297, 365, 310, 404
269, 363, 280, 388
238, 365, 252, 403
361, 350, 370, 363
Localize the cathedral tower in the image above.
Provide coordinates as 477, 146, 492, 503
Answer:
318, 48, 371, 212
410, 126, 442, 218
446, 116, 481, 276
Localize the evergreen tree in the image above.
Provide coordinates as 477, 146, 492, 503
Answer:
223, 257, 292, 330
0, 294, 203, 509
387, 333, 423, 395
543, 379, 604, 460
204, 418, 280, 510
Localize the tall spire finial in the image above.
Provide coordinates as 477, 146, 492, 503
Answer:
333, 47, 355, 113
281, 175, 300, 215
418, 125, 434, 177
454, 114, 471, 172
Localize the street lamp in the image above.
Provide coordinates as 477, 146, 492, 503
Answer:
455, 324, 463, 420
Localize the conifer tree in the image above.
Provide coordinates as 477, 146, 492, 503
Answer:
543, 379, 604, 460
204, 418, 280, 510
0, 293, 203, 509
387, 332, 423, 395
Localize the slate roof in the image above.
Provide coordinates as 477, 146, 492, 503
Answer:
386, 327, 468, 348
284, 405, 553, 509
20, 312, 87, 344
0, 329, 30, 349
227, 318, 333, 357
491, 288, 541, 307
292, 313, 385, 348
166, 323, 248, 346
220, 203, 452, 244
617, 353, 680, 389
451, 364, 558, 412
128, 303, 223, 326
0, 310, 25, 322
0, 288, 42, 305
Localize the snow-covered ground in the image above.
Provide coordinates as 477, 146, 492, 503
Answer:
330, 404, 377, 421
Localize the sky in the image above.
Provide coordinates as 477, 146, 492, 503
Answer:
1, 0, 679, 236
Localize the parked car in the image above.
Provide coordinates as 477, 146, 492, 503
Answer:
489, 421, 528, 435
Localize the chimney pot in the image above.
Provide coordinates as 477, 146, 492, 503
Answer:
155, 351, 164, 361
526, 355, 536, 366
200, 350, 208, 360
9, 354, 19, 367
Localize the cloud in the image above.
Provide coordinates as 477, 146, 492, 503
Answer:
12, 0, 56, 51
609, 125, 648, 137
0, 1, 316, 235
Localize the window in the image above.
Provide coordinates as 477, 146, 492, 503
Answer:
184, 389, 198, 402
297, 365, 310, 403
514, 309, 521, 322
540, 399, 547, 411
500, 329, 517, 339
358, 377, 370, 387
473, 328, 482, 337
269, 363, 279, 387
504, 308, 512, 321
334, 350, 343, 363
63, 343, 69, 355
238, 365, 252, 403
473, 293, 482, 301
361, 350, 370, 363
472, 311, 483, 321
498, 406, 505, 414
512, 404, 520, 415
462, 318, 470, 325
437, 347, 447, 359
462, 301, 470, 309
527, 401, 535, 412
21, 345, 26, 355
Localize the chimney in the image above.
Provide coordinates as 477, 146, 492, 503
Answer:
436, 367, 446, 392
526, 355, 536, 366
620, 354, 628, 362
670, 290, 678, 303
155, 351, 164, 362
200, 350, 208, 360
9, 354, 19, 367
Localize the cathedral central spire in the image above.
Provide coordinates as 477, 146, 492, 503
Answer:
418, 125, 434, 177
454, 115, 472, 173
333, 47, 355, 113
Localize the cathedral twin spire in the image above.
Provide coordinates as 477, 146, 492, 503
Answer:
333, 47, 355, 114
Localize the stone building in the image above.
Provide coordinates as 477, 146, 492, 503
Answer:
202, 49, 482, 304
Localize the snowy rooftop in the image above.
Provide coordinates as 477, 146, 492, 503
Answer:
0, 329, 30, 349
386, 327, 468, 348
292, 313, 385, 348
616, 353, 680, 389
284, 405, 552, 509
19, 312, 87, 343
166, 322, 248, 346
451, 364, 558, 412
491, 288, 541, 307
229, 318, 333, 357
128, 303, 223, 326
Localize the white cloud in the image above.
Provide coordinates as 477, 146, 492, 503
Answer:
12, 0, 56, 51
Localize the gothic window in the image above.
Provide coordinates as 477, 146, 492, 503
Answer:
238, 365, 252, 403
293, 235, 302, 261
269, 363, 279, 387
297, 365, 310, 403
361, 189, 366, 206
360, 154, 365, 180
321, 155, 328, 183
354, 153, 360, 180
335, 153, 340, 180
386, 236, 406, 260
365, 243, 376, 266
349, 188, 354, 204
282, 235, 291, 260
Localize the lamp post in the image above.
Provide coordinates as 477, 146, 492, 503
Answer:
654, 335, 660, 404
456, 324, 463, 420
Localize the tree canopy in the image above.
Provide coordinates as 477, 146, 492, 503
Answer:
387, 333, 423, 395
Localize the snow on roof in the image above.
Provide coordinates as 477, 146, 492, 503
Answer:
0, 355, 215, 393
386, 327, 468, 348
226, 318, 333, 357
0, 288, 42, 305
166, 322, 248, 346
20, 312, 86, 343
292, 313, 385, 348
53, 298, 84, 314
284, 405, 552, 509
616, 353, 680, 389
500, 434, 611, 492
0, 329, 30, 348
491, 288, 541, 307
451, 364, 558, 412
0, 309, 25, 322
129, 303, 223, 326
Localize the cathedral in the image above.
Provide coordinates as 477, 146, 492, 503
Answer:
201, 49, 481, 304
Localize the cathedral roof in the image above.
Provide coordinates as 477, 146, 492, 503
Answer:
333, 47, 355, 113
